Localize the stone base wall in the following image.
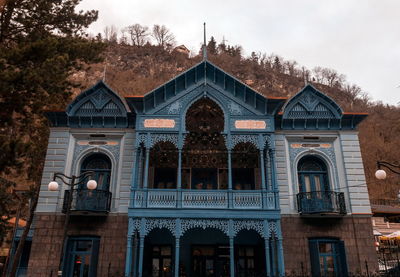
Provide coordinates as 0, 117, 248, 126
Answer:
281, 215, 378, 276
28, 213, 127, 277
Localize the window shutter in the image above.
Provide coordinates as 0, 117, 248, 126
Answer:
337, 241, 349, 277
308, 240, 320, 277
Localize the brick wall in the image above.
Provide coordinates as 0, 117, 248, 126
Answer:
281, 215, 378, 275
28, 213, 127, 277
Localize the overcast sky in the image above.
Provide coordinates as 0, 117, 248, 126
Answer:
79, 0, 400, 105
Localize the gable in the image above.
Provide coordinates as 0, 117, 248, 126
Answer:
277, 85, 367, 130
131, 61, 284, 116
67, 81, 128, 117
46, 81, 135, 128
282, 85, 342, 120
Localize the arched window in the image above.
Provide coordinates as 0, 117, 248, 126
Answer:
81, 153, 112, 191
297, 156, 329, 193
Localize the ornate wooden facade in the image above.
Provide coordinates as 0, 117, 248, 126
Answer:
27, 59, 377, 277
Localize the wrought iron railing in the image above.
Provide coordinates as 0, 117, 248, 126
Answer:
133, 189, 277, 210
296, 191, 346, 215
62, 189, 112, 213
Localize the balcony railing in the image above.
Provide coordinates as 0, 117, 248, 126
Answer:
62, 189, 112, 214
296, 191, 346, 215
133, 189, 277, 210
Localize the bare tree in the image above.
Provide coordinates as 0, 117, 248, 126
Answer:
103, 25, 118, 43
125, 23, 149, 46
152, 24, 175, 48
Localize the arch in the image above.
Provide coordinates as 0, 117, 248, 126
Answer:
293, 149, 336, 192
149, 141, 179, 189
80, 153, 112, 191
296, 154, 331, 193
182, 94, 227, 133
74, 147, 118, 199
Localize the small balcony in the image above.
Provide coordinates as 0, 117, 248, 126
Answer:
62, 189, 112, 215
132, 189, 278, 210
296, 191, 346, 215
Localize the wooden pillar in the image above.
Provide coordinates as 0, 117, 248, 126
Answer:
228, 149, 233, 208
260, 149, 266, 190
265, 237, 271, 277
174, 237, 180, 277
124, 235, 133, 277
138, 235, 145, 277
143, 148, 150, 189
229, 236, 235, 277
177, 149, 182, 189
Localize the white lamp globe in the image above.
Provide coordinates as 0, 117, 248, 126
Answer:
48, 181, 59, 191
87, 180, 97, 190
375, 169, 387, 180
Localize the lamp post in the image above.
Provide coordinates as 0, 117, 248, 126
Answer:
48, 172, 97, 277
375, 161, 400, 180
375, 161, 400, 202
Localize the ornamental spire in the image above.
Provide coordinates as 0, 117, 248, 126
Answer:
203, 22, 207, 60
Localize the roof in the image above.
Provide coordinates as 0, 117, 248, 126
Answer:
125, 60, 286, 115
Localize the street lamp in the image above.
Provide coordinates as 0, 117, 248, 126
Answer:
375, 161, 400, 180
48, 172, 97, 276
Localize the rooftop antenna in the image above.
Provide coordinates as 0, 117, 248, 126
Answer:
102, 57, 108, 82
203, 22, 207, 60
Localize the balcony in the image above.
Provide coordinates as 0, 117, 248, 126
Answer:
296, 191, 346, 215
62, 189, 112, 215
132, 189, 277, 210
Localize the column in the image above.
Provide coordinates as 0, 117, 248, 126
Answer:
228, 149, 233, 208
269, 148, 278, 209
264, 237, 271, 277
277, 238, 285, 277
138, 235, 145, 277
276, 221, 285, 277
143, 148, 150, 189
132, 233, 138, 277
259, 149, 266, 190
177, 149, 182, 189
130, 148, 141, 208
174, 237, 180, 277
124, 235, 133, 277
269, 149, 277, 191
229, 236, 235, 277
177, 148, 182, 208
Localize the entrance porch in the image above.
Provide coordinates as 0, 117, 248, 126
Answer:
124, 218, 285, 277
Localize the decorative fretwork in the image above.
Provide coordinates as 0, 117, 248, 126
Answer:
67, 83, 127, 118
167, 101, 182, 114
72, 143, 119, 173
283, 85, 342, 120
229, 134, 259, 150
182, 191, 228, 208
233, 192, 262, 209
128, 218, 141, 234
180, 219, 229, 236
150, 134, 179, 148
144, 218, 176, 236
233, 220, 265, 238
268, 220, 278, 237
228, 101, 243, 115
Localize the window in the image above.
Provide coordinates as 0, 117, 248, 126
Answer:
298, 156, 329, 194
237, 246, 255, 276
64, 237, 100, 277
151, 245, 172, 277
309, 239, 348, 277
81, 154, 111, 191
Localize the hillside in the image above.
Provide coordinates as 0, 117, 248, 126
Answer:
70, 42, 400, 201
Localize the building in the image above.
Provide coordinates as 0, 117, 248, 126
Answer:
27, 60, 377, 277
